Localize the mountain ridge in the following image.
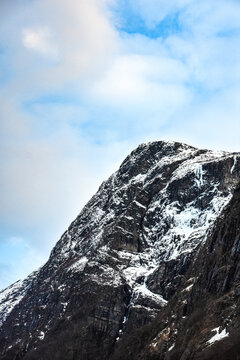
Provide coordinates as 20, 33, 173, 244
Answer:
0, 140, 239, 359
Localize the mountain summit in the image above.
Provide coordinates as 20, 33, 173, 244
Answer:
0, 141, 240, 360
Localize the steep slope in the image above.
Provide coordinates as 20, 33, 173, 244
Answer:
0, 141, 239, 360
111, 184, 240, 360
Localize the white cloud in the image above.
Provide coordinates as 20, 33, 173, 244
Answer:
0, 123, 98, 242
0, 0, 119, 94
0, 97, 132, 256
1, 0, 240, 289
22, 27, 58, 57
90, 54, 191, 118
181, 0, 240, 36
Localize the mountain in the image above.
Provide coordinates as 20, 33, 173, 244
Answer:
0, 140, 239, 360
111, 182, 240, 360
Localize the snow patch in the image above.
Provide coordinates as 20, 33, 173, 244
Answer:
133, 200, 146, 209
0, 271, 37, 326
207, 327, 229, 345
68, 256, 88, 272
133, 283, 167, 306
38, 331, 45, 341
194, 164, 204, 188
168, 343, 175, 351
182, 284, 193, 292
231, 155, 237, 174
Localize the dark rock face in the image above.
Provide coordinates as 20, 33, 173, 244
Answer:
111, 185, 240, 360
0, 140, 239, 360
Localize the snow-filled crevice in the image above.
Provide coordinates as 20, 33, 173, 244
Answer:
231, 155, 238, 174
207, 327, 229, 346
194, 164, 204, 188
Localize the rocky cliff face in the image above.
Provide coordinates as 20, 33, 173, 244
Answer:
111, 184, 240, 360
0, 141, 239, 360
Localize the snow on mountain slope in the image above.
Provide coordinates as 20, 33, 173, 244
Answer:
0, 141, 239, 359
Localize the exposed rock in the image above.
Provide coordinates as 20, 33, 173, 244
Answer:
111, 187, 240, 360
0, 140, 239, 360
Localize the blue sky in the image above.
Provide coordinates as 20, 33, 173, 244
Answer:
0, 0, 240, 290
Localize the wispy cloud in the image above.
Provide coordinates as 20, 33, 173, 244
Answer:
0, 0, 240, 289
22, 27, 58, 57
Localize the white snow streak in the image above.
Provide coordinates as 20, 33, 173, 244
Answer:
207, 327, 229, 345
230, 155, 237, 174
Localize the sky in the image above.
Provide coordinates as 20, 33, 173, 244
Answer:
0, 0, 240, 290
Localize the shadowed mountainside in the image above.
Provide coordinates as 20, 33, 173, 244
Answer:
0, 141, 239, 360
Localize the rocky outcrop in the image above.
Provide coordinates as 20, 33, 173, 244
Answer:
111, 184, 240, 360
0, 141, 239, 360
